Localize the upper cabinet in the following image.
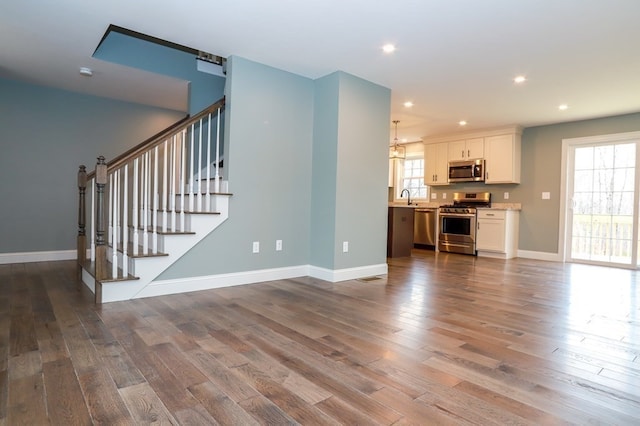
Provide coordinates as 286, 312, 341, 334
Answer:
424, 142, 449, 185
448, 137, 484, 161
423, 126, 522, 185
484, 133, 521, 184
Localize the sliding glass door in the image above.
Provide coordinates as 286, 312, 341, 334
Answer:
567, 140, 638, 266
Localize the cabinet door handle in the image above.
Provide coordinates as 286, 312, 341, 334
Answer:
461, 150, 464, 158
467, 149, 470, 157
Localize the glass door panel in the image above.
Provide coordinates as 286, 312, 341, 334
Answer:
569, 143, 636, 265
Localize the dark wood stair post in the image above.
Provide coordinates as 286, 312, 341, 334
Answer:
77, 165, 87, 288
94, 156, 107, 304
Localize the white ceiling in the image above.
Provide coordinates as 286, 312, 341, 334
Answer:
2, 0, 640, 142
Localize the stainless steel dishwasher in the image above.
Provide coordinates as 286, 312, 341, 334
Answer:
413, 208, 437, 247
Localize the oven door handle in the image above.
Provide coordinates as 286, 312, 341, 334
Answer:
440, 242, 473, 248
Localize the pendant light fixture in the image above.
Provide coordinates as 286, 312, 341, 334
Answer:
389, 120, 406, 159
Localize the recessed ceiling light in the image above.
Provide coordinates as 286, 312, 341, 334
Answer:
382, 44, 396, 53
459, 120, 467, 126
403, 101, 414, 108
79, 67, 93, 77
558, 104, 569, 111
513, 75, 527, 84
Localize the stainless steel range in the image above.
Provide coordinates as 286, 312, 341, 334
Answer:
438, 192, 491, 255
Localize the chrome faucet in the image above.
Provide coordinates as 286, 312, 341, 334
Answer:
400, 188, 412, 205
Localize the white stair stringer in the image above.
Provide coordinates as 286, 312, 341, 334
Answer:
82, 194, 229, 303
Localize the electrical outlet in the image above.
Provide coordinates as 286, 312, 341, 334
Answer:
252, 241, 260, 253
276, 240, 282, 251
442, 193, 447, 199
342, 241, 349, 253
504, 192, 509, 200
431, 193, 437, 199
542, 192, 551, 200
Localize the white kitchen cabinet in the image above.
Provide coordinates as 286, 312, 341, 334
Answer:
476, 209, 519, 259
484, 133, 521, 184
424, 142, 449, 185
448, 137, 484, 161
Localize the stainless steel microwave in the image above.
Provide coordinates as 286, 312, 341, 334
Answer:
448, 159, 485, 182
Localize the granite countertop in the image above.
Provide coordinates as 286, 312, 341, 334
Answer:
389, 202, 522, 211
478, 203, 522, 211
388, 202, 440, 208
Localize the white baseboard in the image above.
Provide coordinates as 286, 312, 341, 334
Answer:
0, 250, 76, 265
517, 250, 562, 262
137, 262, 389, 300
139, 265, 310, 299
308, 263, 388, 282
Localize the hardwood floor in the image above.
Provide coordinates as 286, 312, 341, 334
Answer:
1, 250, 640, 424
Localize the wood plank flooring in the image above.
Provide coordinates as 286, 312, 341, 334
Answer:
1, 250, 640, 424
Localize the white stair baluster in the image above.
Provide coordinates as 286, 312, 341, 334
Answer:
170, 135, 176, 232
142, 152, 149, 255
112, 169, 118, 278
108, 174, 113, 246
90, 178, 95, 261
132, 157, 139, 256
122, 164, 129, 276
206, 113, 211, 210
215, 107, 221, 193
162, 140, 168, 232
180, 130, 186, 231
189, 123, 195, 212
153, 146, 159, 254
197, 118, 203, 212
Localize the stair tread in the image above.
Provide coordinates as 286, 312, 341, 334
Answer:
175, 191, 233, 196
126, 226, 196, 235
154, 210, 221, 215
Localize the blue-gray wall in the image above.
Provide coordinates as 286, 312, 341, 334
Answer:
94, 31, 225, 114
310, 72, 391, 270
0, 78, 185, 254
310, 73, 340, 267
325, 72, 390, 269
159, 56, 315, 278
160, 58, 391, 279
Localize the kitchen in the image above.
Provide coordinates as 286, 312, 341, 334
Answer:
388, 125, 522, 260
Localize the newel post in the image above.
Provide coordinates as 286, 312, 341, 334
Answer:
94, 156, 107, 304
77, 165, 87, 287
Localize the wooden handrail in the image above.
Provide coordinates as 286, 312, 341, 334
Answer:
86, 97, 225, 179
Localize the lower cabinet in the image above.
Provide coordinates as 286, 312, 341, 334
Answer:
476, 209, 519, 259
387, 207, 415, 258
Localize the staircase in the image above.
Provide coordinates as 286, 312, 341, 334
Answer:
77, 98, 230, 303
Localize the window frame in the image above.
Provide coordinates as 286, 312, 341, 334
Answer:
393, 153, 429, 203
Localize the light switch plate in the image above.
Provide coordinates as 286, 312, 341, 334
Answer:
252, 241, 260, 253
442, 193, 447, 199
504, 192, 509, 200
542, 192, 551, 200
431, 193, 437, 199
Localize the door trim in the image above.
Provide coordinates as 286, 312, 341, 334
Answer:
559, 131, 640, 263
